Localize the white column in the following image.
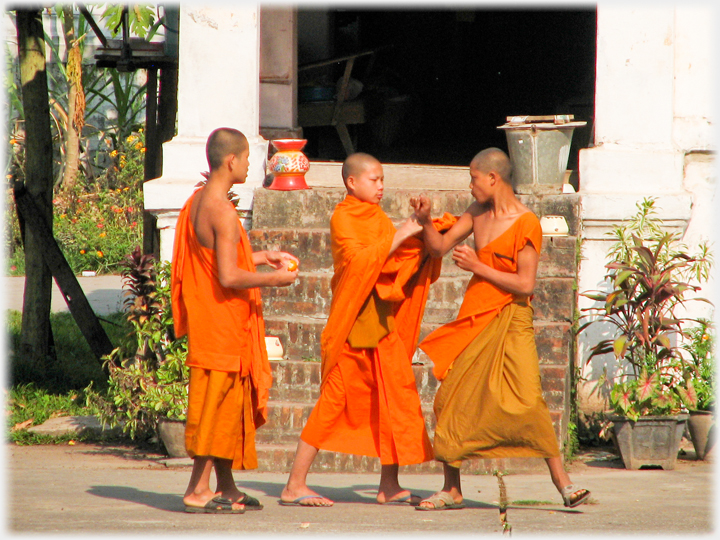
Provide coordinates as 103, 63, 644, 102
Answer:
577, 5, 716, 413
144, 4, 268, 262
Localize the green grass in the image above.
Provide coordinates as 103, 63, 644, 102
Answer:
5, 309, 133, 444
6, 309, 130, 394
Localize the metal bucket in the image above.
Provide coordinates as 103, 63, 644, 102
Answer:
498, 116, 586, 189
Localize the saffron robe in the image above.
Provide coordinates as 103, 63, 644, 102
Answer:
171, 187, 272, 469
419, 211, 560, 464
300, 194, 455, 465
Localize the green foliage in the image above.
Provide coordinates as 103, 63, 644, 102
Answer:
5, 131, 145, 276
678, 320, 715, 411
5, 383, 103, 444
85, 251, 189, 441
6, 310, 128, 393
580, 198, 714, 418
99, 4, 160, 40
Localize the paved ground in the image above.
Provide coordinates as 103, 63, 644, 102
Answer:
4, 440, 715, 536
4, 275, 125, 316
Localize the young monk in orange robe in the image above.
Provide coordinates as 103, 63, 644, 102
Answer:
280, 153, 455, 507
410, 148, 591, 511
171, 128, 298, 513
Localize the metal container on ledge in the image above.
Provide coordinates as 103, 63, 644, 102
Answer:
498, 115, 586, 192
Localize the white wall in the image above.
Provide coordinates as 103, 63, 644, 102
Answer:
577, 4, 716, 413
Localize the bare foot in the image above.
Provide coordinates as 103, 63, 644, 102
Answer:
377, 489, 422, 505
280, 486, 333, 507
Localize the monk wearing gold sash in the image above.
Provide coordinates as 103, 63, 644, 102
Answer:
171, 128, 298, 513
410, 148, 591, 511
280, 153, 454, 507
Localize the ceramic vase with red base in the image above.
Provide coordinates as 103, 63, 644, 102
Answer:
267, 139, 310, 190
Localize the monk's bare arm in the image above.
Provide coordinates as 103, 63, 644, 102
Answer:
410, 195, 474, 257
214, 205, 297, 289
452, 243, 539, 297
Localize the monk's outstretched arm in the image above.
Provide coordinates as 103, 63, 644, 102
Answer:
252, 250, 299, 269
388, 215, 423, 258
215, 207, 297, 289
453, 242, 539, 297
410, 195, 474, 257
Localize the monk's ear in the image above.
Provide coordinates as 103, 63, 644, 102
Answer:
346, 175, 356, 192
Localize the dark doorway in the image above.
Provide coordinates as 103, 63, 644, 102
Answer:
297, 7, 596, 169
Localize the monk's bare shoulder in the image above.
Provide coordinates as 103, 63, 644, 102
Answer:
192, 191, 239, 248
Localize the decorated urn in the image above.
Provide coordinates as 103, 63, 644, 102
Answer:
267, 139, 310, 190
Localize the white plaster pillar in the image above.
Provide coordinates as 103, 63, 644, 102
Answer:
144, 4, 268, 262
577, 5, 716, 413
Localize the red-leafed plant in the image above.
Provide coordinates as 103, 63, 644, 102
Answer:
580, 198, 713, 421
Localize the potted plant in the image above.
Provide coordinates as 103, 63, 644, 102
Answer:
679, 320, 715, 459
85, 247, 189, 457
580, 198, 713, 470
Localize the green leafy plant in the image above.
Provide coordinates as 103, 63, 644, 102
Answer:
85, 247, 188, 440
678, 319, 715, 412
580, 198, 713, 421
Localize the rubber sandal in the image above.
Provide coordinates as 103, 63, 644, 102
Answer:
278, 495, 333, 507
184, 496, 245, 514
561, 485, 591, 508
415, 491, 465, 511
235, 492, 263, 511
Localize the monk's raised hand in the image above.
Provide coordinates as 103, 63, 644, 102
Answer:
410, 194, 432, 224
399, 214, 423, 237
452, 244, 480, 273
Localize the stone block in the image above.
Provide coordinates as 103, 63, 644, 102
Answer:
532, 278, 576, 322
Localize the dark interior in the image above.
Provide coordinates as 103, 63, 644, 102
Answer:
298, 8, 597, 170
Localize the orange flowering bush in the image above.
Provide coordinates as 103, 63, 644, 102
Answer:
5, 131, 146, 275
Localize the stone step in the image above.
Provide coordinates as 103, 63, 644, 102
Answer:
260, 272, 576, 325
254, 442, 550, 474
252, 187, 475, 229
266, 313, 573, 367
250, 228, 577, 278
252, 186, 580, 235
264, 314, 449, 361
257, 401, 438, 445
261, 272, 468, 320
268, 360, 440, 407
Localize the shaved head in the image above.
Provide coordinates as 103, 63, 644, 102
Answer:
470, 148, 512, 185
342, 152, 380, 185
206, 128, 248, 171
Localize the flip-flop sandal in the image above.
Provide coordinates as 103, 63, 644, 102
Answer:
380, 493, 421, 506
235, 492, 264, 511
561, 485, 591, 508
415, 491, 466, 511
185, 496, 245, 514
278, 495, 333, 507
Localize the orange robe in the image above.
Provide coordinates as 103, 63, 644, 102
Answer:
300, 194, 455, 466
171, 187, 272, 469
419, 211, 560, 463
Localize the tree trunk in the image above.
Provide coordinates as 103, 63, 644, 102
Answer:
16, 8, 56, 369
61, 5, 80, 191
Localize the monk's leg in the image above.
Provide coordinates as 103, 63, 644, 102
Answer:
183, 456, 243, 510
545, 456, 590, 506
280, 439, 333, 506
376, 464, 422, 505
417, 462, 464, 509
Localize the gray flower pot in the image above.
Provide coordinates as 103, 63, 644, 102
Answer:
610, 414, 689, 470
687, 410, 715, 460
157, 418, 188, 458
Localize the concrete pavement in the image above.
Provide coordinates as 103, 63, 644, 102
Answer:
4, 275, 125, 315
5, 441, 715, 535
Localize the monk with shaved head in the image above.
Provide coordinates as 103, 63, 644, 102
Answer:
280, 152, 454, 507
409, 148, 590, 511
172, 127, 299, 513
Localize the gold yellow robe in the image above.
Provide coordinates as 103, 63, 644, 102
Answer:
419, 212, 560, 464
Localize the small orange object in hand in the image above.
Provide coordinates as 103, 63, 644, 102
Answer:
286, 260, 298, 272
